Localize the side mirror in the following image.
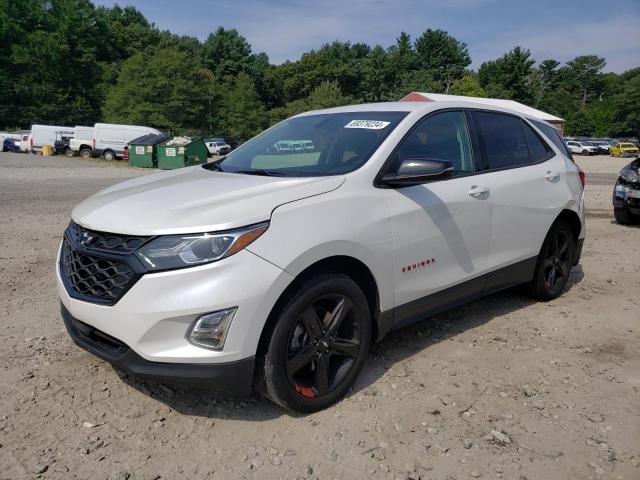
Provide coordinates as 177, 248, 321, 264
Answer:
382, 158, 454, 187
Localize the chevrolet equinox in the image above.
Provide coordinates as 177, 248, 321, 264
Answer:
58, 102, 586, 412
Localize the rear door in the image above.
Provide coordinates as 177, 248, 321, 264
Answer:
469, 110, 567, 275
382, 110, 492, 326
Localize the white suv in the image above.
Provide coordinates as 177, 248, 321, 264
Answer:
565, 140, 598, 155
58, 102, 586, 412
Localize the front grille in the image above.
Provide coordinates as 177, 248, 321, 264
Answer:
60, 223, 150, 305
67, 221, 149, 254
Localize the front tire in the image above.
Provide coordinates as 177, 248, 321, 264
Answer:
259, 273, 371, 413
528, 221, 575, 301
80, 148, 92, 159
614, 206, 637, 225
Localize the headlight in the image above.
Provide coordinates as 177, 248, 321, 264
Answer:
136, 222, 269, 271
620, 163, 640, 183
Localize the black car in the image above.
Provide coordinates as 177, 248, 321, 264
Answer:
613, 157, 640, 225
2, 137, 21, 152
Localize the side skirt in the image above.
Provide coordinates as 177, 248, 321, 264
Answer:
377, 257, 537, 341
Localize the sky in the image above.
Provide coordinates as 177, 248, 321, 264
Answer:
95, 0, 640, 73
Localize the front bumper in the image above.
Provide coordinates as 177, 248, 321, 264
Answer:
61, 303, 255, 395
58, 243, 294, 365
613, 180, 640, 215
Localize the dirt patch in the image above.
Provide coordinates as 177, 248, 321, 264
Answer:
1, 152, 639, 480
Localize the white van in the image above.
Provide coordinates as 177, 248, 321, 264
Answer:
29, 125, 75, 153
69, 126, 95, 158
93, 123, 160, 161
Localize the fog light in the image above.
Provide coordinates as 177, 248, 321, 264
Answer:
187, 308, 237, 350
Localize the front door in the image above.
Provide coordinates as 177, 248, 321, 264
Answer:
381, 111, 492, 327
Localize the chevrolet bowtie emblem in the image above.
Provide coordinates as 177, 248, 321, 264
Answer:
80, 231, 95, 245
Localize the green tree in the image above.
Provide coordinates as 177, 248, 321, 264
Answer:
103, 47, 210, 132
449, 75, 485, 97
565, 55, 606, 105
611, 71, 640, 136
530, 59, 560, 107
201, 27, 253, 77
362, 46, 392, 101
389, 70, 440, 99
565, 108, 595, 136
307, 81, 351, 109
280, 41, 369, 101
217, 72, 266, 139
414, 29, 470, 93
478, 46, 535, 102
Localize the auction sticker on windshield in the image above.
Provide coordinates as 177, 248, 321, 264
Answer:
344, 120, 391, 129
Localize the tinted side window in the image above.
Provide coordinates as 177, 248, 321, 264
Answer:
522, 122, 551, 162
393, 111, 474, 176
473, 111, 530, 169
531, 119, 572, 160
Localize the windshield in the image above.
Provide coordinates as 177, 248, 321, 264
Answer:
621, 143, 637, 148
206, 111, 408, 177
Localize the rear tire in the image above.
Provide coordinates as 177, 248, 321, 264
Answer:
64, 147, 73, 157
258, 273, 371, 413
614, 206, 636, 225
528, 221, 575, 301
103, 150, 115, 161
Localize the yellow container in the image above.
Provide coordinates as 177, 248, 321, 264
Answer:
42, 144, 54, 156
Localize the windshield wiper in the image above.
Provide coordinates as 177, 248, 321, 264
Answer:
230, 169, 287, 177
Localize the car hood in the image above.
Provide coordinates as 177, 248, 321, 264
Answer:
72, 166, 345, 235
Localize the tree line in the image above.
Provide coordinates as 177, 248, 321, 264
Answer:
1, 0, 638, 139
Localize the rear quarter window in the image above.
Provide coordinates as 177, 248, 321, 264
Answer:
522, 122, 552, 163
530, 119, 573, 160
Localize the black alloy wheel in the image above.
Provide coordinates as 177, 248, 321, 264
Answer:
259, 273, 371, 413
542, 229, 572, 293
286, 294, 362, 398
529, 221, 575, 301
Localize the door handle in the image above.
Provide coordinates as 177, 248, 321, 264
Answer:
545, 170, 559, 181
468, 185, 489, 197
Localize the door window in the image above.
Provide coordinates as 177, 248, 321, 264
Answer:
472, 111, 531, 169
391, 111, 474, 177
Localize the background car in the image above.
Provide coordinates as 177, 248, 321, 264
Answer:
205, 138, 231, 155
589, 140, 611, 154
2, 137, 21, 152
610, 142, 640, 157
613, 158, 640, 224
566, 140, 598, 155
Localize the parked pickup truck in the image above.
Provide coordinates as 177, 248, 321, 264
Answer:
69, 126, 95, 158
205, 138, 232, 156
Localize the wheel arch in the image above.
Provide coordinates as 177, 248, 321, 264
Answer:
555, 208, 582, 242
255, 255, 381, 359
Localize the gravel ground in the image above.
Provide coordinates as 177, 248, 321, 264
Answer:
1, 152, 639, 480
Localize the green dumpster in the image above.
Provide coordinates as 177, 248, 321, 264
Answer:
157, 137, 208, 170
128, 133, 167, 168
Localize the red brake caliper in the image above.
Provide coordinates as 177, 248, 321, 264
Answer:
295, 384, 315, 398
